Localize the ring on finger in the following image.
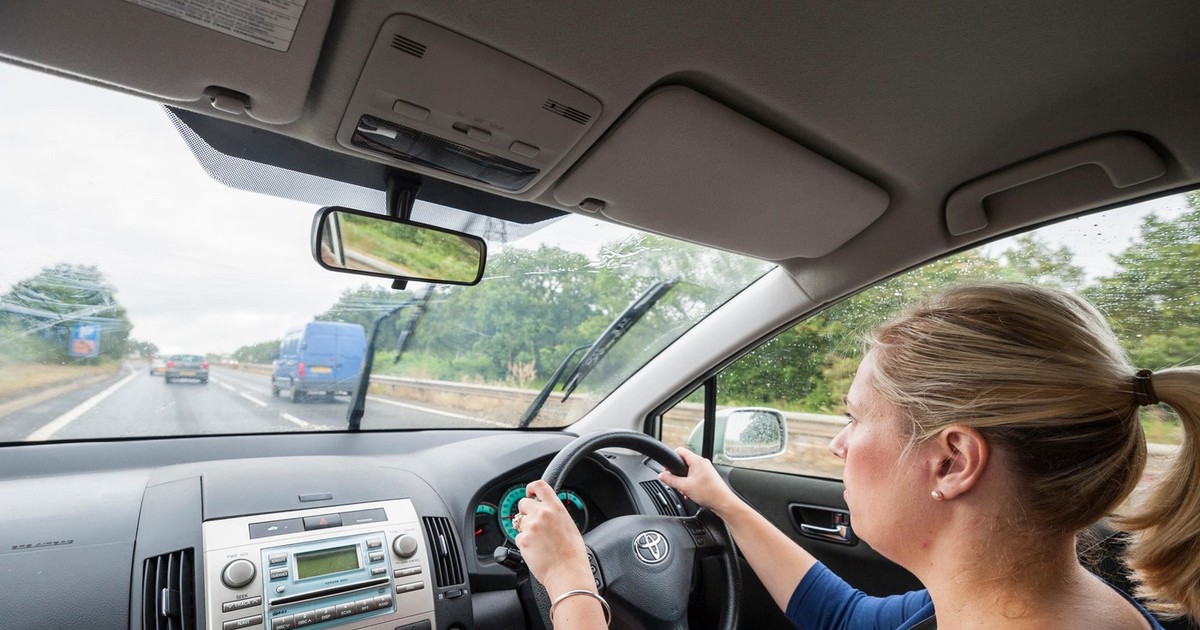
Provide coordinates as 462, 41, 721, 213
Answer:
513, 512, 524, 532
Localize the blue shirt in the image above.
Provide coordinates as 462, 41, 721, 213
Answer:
785, 562, 1166, 630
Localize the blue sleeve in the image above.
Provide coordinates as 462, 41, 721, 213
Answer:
785, 562, 931, 630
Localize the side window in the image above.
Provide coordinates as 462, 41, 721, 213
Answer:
663, 192, 1198, 482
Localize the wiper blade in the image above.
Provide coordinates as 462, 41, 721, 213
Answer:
516, 343, 590, 429
516, 278, 677, 428
347, 290, 431, 431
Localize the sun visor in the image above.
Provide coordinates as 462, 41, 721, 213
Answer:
554, 87, 889, 260
0, 0, 333, 124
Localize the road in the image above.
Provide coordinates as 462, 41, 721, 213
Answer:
1, 364, 508, 443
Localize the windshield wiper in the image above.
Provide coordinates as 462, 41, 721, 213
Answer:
517, 278, 678, 428
347, 290, 431, 431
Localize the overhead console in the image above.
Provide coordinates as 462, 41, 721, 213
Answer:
336, 15, 601, 193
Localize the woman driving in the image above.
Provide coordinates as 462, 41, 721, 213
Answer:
512, 283, 1200, 629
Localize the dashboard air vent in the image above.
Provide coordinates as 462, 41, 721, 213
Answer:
391, 34, 427, 58
543, 98, 591, 125
422, 516, 465, 588
640, 480, 684, 517
143, 548, 196, 630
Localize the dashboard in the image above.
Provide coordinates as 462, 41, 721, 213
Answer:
0, 430, 680, 630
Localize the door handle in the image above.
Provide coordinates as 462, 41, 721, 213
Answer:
799, 522, 852, 543
789, 503, 856, 545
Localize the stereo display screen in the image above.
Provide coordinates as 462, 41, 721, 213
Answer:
295, 545, 360, 579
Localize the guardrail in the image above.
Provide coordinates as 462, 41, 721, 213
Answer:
221, 362, 1178, 459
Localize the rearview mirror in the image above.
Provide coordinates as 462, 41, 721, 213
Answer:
687, 407, 788, 464
312, 207, 486, 285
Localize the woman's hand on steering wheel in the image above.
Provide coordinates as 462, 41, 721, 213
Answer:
513, 480, 595, 596
658, 447, 742, 518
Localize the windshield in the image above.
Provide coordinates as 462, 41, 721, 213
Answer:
0, 63, 774, 441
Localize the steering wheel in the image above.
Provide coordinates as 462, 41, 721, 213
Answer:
533, 429, 741, 630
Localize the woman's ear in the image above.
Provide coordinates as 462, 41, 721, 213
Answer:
929, 425, 989, 500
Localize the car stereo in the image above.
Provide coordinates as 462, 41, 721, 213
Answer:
203, 499, 435, 630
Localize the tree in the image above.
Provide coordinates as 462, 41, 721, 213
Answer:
232, 339, 282, 364
127, 338, 159, 358
1086, 194, 1200, 369
0, 263, 131, 362
313, 284, 416, 353
998, 233, 1085, 292
404, 245, 601, 382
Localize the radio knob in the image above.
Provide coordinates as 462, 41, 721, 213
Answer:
221, 559, 257, 589
393, 534, 419, 558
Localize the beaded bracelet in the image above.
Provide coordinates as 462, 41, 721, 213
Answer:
549, 589, 611, 626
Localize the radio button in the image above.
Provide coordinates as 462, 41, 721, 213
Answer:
340, 508, 387, 525
267, 553, 287, 566
222, 559, 257, 589
369, 551, 385, 563
355, 598, 373, 613
270, 614, 295, 630
269, 568, 289, 580
222, 596, 263, 613
222, 614, 263, 630
371, 567, 387, 576
374, 595, 393, 610
293, 611, 316, 627
313, 607, 335, 623
335, 603, 356, 618
366, 538, 383, 550
396, 580, 425, 594
393, 534, 419, 558
249, 519, 305, 539
394, 566, 422, 578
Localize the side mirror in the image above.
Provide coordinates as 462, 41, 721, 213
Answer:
312, 206, 487, 286
687, 407, 788, 464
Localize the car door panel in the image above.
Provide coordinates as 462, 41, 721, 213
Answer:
725, 466, 922, 600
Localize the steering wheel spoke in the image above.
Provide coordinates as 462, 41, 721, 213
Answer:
582, 515, 696, 624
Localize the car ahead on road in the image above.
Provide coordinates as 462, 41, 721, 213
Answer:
163, 354, 209, 384
148, 353, 168, 376
1, 3, 1199, 630
271, 321, 367, 402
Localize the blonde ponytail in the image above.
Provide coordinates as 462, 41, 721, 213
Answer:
1119, 367, 1200, 619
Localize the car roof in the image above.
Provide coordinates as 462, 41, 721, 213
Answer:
3, 1, 1198, 304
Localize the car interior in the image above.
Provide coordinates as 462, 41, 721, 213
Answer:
2, 2, 1200, 629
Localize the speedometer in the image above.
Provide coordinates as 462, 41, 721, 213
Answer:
498, 484, 590, 542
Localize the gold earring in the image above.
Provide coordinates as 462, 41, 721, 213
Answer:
931, 490, 945, 501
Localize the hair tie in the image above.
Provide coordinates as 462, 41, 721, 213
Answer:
1133, 369, 1159, 406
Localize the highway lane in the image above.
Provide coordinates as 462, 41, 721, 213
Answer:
4, 365, 512, 443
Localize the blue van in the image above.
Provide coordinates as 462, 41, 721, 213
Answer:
271, 322, 367, 402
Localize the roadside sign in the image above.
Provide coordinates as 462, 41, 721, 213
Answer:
69, 324, 100, 358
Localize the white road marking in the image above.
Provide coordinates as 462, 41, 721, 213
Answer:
365, 396, 510, 427
280, 412, 314, 428
239, 393, 269, 408
27, 369, 139, 441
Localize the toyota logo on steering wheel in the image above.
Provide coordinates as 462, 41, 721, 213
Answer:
633, 530, 669, 564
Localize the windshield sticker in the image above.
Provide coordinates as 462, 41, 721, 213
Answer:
123, 0, 305, 52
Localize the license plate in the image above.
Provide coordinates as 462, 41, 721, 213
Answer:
310, 366, 333, 374
179, 370, 196, 376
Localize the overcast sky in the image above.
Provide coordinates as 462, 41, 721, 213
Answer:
0, 62, 1188, 354
0, 64, 398, 354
